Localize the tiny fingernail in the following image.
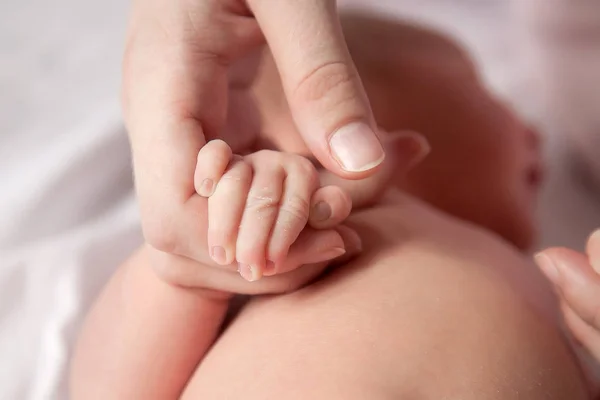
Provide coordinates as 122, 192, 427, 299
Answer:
211, 246, 227, 265
238, 263, 262, 282
329, 122, 385, 172
534, 253, 560, 284
199, 178, 215, 197
264, 260, 276, 276
311, 201, 332, 222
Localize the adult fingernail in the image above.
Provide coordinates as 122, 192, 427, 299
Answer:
311, 201, 332, 222
329, 122, 385, 172
534, 253, 560, 284
309, 247, 346, 264
238, 263, 262, 282
589, 229, 600, 274
211, 246, 227, 265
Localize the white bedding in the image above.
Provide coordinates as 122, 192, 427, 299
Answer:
1, 0, 599, 398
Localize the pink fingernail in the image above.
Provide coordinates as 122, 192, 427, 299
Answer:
311, 201, 332, 222
198, 178, 214, 197
329, 122, 385, 172
534, 253, 560, 284
264, 260, 276, 276
238, 263, 262, 282
211, 246, 227, 265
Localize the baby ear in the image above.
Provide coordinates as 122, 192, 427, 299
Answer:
319, 130, 430, 210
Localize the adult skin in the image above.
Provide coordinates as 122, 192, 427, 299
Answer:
123, 0, 421, 268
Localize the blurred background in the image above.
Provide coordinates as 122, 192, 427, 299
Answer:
1, 0, 599, 398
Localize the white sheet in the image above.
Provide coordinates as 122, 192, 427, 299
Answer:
1, 0, 599, 398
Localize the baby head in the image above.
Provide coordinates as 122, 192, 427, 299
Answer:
252, 12, 543, 251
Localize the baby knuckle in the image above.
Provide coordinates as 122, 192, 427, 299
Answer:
221, 160, 252, 183
245, 190, 279, 214
248, 149, 279, 164
291, 154, 316, 173
279, 193, 311, 223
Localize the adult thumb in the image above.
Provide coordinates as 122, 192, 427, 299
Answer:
319, 131, 430, 210
248, 0, 386, 178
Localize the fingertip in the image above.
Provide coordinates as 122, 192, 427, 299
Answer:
335, 225, 362, 257
383, 130, 431, 172
238, 263, 263, 282
308, 185, 352, 229
534, 252, 561, 286
195, 140, 233, 197
587, 229, 600, 274
328, 122, 386, 173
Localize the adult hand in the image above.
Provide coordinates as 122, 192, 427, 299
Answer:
123, 0, 396, 262
535, 230, 600, 361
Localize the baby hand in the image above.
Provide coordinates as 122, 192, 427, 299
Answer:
195, 140, 352, 282
535, 230, 600, 362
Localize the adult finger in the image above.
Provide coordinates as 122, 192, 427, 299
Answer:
273, 225, 362, 275
319, 131, 430, 210
150, 247, 328, 296
535, 248, 600, 330
586, 229, 600, 274
248, 0, 385, 178
123, 0, 261, 258
561, 302, 600, 363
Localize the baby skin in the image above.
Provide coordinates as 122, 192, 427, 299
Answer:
71, 12, 593, 399
70, 25, 426, 398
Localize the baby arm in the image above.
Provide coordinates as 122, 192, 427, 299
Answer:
70, 247, 230, 399
70, 143, 358, 399
70, 133, 425, 399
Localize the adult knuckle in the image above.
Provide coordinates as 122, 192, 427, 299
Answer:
292, 61, 355, 105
